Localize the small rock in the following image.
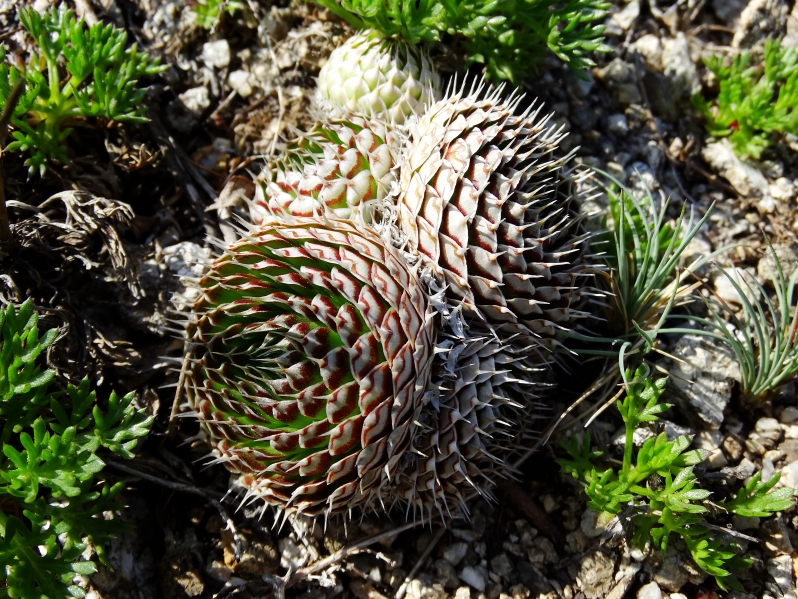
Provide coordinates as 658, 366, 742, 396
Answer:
765, 448, 786, 463
515, 562, 552, 596
179, 86, 211, 115
434, 559, 460, 589
762, 517, 795, 556
780, 406, 798, 424
228, 70, 254, 97
637, 582, 662, 599
661, 35, 701, 100
780, 460, 798, 489
575, 551, 615, 599
667, 334, 739, 429
705, 448, 728, 470
724, 434, 745, 461
454, 587, 471, 599
766, 555, 797, 599
595, 58, 641, 106
702, 139, 772, 200
695, 429, 724, 451
655, 546, 690, 591
770, 177, 796, 201
541, 494, 557, 514
758, 418, 783, 433
406, 576, 447, 599
606, 113, 629, 135
489, 554, 513, 579
631, 34, 662, 69
606, 1, 640, 33
452, 529, 480, 542
443, 543, 469, 567
459, 566, 486, 592
747, 435, 768, 456
201, 39, 231, 68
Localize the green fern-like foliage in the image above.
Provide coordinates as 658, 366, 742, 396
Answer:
0, 4, 165, 176
558, 365, 795, 591
311, 0, 611, 83
693, 38, 798, 159
0, 300, 153, 599
192, 0, 245, 29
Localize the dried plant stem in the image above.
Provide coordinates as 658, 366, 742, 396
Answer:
394, 526, 446, 599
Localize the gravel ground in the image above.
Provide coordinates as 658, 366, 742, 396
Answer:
2, 0, 798, 598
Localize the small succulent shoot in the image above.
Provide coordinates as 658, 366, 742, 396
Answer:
0, 300, 153, 598
557, 361, 795, 592
309, 0, 611, 84
677, 238, 798, 403
317, 30, 442, 124
692, 37, 798, 160
0, 4, 166, 176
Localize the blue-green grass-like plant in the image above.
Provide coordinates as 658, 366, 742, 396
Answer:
0, 5, 165, 175
0, 300, 153, 598
675, 239, 798, 403
309, 0, 611, 84
558, 363, 795, 591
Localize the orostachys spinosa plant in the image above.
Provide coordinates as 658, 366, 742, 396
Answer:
185, 78, 596, 521
391, 82, 595, 350
184, 218, 436, 517
316, 30, 442, 125
251, 115, 402, 224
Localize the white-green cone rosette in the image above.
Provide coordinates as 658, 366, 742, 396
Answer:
317, 30, 442, 125
251, 115, 401, 223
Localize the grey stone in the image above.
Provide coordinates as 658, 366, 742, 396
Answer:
405, 576, 447, 599
733, 0, 792, 49
515, 561, 552, 596
766, 555, 797, 599
780, 406, 798, 424
637, 582, 662, 599
433, 559, 460, 589
661, 35, 701, 100
702, 139, 772, 200
631, 34, 662, 69
666, 334, 739, 429
228, 70, 254, 97
757, 418, 783, 433
595, 58, 641, 106
459, 566, 486, 592
606, 113, 629, 136
654, 545, 690, 591
489, 554, 513, 578
575, 551, 615, 599
606, 1, 640, 33
781, 460, 798, 488
201, 39, 230, 68
443, 543, 469, 566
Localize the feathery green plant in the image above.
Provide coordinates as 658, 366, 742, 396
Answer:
310, 0, 611, 83
678, 240, 798, 403
558, 363, 795, 591
0, 300, 153, 598
693, 38, 798, 160
0, 5, 165, 176
192, 0, 244, 29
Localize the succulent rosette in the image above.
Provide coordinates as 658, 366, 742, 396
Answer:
394, 85, 593, 348
184, 218, 435, 516
252, 116, 401, 223
317, 30, 442, 124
